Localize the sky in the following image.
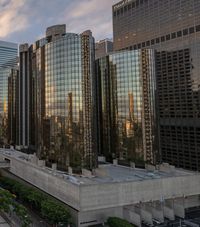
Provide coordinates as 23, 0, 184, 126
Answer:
0, 0, 119, 44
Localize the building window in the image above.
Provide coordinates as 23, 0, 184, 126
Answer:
171, 32, 176, 39
189, 27, 195, 34
156, 38, 160, 43
166, 34, 170, 41
177, 31, 182, 37
151, 39, 155, 45
142, 42, 146, 47
196, 25, 200, 32
161, 36, 165, 42
124, 5, 127, 12
183, 28, 188, 36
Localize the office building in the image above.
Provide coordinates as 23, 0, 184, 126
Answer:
17, 44, 34, 150
95, 38, 113, 59
32, 25, 97, 169
96, 49, 157, 163
113, 0, 200, 170
0, 41, 18, 146
8, 68, 19, 145
0, 41, 18, 67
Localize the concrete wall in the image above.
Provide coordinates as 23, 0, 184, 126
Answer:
8, 157, 80, 210
174, 198, 185, 218
79, 174, 200, 211
185, 195, 200, 208
151, 206, 164, 222
141, 209, 153, 225
163, 206, 175, 220
78, 206, 123, 227
123, 207, 141, 227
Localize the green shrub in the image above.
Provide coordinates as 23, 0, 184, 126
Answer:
0, 176, 71, 226
107, 217, 134, 227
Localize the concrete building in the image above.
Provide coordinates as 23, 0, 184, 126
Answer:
96, 49, 157, 164
113, 0, 200, 171
95, 38, 113, 59
0, 149, 200, 227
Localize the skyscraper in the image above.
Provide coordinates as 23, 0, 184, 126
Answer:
95, 38, 113, 59
0, 41, 18, 67
113, 0, 200, 170
31, 25, 97, 170
17, 44, 34, 149
0, 41, 18, 146
96, 49, 157, 164
8, 68, 19, 145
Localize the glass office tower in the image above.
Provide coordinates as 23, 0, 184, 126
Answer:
113, 0, 200, 170
0, 41, 18, 146
8, 69, 19, 145
0, 41, 18, 67
33, 25, 97, 170
96, 49, 157, 164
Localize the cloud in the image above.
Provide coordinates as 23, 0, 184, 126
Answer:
0, 0, 29, 38
2, 0, 119, 43
61, 0, 119, 41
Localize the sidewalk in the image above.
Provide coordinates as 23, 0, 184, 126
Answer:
0, 215, 10, 227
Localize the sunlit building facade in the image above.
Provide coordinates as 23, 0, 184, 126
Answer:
0, 41, 18, 146
96, 49, 157, 163
33, 25, 97, 169
8, 69, 19, 145
113, 0, 200, 171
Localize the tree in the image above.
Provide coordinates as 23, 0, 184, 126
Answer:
41, 199, 71, 226
0, 188, 32, 227
0, 176, 72, 226
14, 204, 32, 227
0, 188, 15, 212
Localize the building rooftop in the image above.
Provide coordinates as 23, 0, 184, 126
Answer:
0, 149, 196, 186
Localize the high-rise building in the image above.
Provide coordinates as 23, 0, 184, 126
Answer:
17, 44, 34, 149
0, 41, 18, 146
32, 25, 97, 169
0, 41, 18, 67
95, 38, 113, 59
113, 0, 200, 170
8, 68, 19, 145
96, 49, 157, 164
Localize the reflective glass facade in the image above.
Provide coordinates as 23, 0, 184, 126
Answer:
96, 49, 157, 163
34, 27, 97, 169
113, 0, 200, 170
0, 68, 11, 145
8, 69, 19, 145
0, 41, 18, 67
0, 41, 18, 146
